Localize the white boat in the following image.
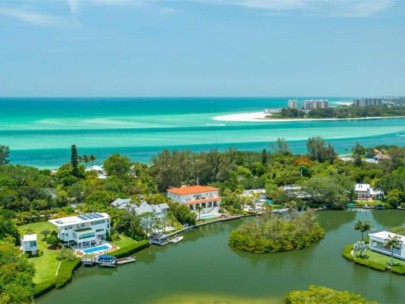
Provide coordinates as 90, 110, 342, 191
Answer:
170, 235, 183, 243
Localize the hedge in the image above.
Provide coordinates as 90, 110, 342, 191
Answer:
55, 258, 82, 288
110, 240, 150, 258
391, 265, 405, 275
33, 280, 56, 298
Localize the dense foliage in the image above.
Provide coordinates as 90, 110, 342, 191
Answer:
229, 211, 325, 253
0, 240, 35, 304
278, 105, 405, 119
283, 285, 377, 304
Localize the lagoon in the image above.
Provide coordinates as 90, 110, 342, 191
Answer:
1, 97, 405, 168
37, 210, 405, 304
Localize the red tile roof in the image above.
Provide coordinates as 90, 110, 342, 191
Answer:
167, 185, 219, 195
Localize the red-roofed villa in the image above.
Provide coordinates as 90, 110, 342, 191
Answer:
167, 185, 221, 210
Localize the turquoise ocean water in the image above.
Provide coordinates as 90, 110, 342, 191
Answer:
1, 97, 405, 168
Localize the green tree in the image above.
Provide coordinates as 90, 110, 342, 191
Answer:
386, 189, 401, 208
306, 137, 337, 163
195, 205, 203, 220
40, 229, 51, 241
384, 235, 402, 266
354, 220, 372, 241
0, 239, 35, 304
0, 209, 20, 245
82, 154, 90, 168
71, 144, 80, 177
103, 154, 132, 178
0, 145, 10, 165
89, 154, 96, 166
272, 138, 290, 155
283, 285, 377, 304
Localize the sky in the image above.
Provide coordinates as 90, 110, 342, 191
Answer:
0, 0, 404, 97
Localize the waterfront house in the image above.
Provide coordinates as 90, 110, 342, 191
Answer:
85, 165, 107, 179
49, 212, 110, 248
111, 198, 132, 210
354, 183, 384, 200
21, 234, 38, 255
133, 201, 169, 219
369, 231, 405, 260
167, 185, 221, 210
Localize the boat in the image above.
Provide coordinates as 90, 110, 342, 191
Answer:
170, 235, 183, 243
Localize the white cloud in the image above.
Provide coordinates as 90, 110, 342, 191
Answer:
0, 7, 61, 26
67, 0, 79, 15
160, 6, 178, 15
325, 0, 394, 17
196, 0, 308, 10
193, 0, 394, 16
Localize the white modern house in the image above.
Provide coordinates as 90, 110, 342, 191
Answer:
85, 165, 107, 179
21, 234, 38, 255
355, 183, 384, 200
49, 212, 110, 249
167, 185, 221, 210
369, 231, 405, 260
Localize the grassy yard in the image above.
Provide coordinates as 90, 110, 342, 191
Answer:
111, 235, 137, 249
356, 250, 404, 267
18, 222, 60, 284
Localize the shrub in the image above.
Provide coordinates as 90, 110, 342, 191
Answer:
342, 244, 354, 261
391, 265, 405, 275
33, 280, 56, 298
283, 285, 377, 304
55, 258, 81, 288
110, 240, 150, 258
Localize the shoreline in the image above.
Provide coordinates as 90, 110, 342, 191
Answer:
213, 112, 405, 123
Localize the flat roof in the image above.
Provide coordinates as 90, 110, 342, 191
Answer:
49, 212, 109, 227
22, 234, 37, 242
369, 231, 404, 241
167, 185, 219, 195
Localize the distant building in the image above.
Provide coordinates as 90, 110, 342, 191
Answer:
352, 98, 384, 107
133, 201, 169, 220
167, 185, 221, 210
49, 212, 110, 248
369, 231, 405, 260
111, 198, 132, 210
288, 99, 298, 109
354, 183, 384, 200
301, 99, 328, 110
21, 234, 38, 255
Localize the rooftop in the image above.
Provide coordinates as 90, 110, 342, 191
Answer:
369, 231, 404, 241
22, 234, 37, 242
49, 212, 109, 227
167, 185, 219, 195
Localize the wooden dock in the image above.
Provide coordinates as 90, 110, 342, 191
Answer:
116, 256, 136, 265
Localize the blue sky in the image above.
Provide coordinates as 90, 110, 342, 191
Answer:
0, 0, 404, 97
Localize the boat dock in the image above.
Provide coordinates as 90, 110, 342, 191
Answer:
81, 255, 136, 267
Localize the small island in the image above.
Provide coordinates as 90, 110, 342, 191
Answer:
229, 210, 325, 254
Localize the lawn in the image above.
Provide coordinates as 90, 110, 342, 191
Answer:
111, 235, 138, 249
356, 250, 404, 267
18, 222, 60, 284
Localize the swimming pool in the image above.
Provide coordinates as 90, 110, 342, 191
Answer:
200, 214, 217, 220
82, 245, 110, 254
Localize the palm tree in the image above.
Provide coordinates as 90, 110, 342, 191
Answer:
384, 235, 403, 266
82, 155, 90, 168
89, 155, 96, 166
196, 205, 203, 220
354, 220, 372, 241
40, 229, 50, 241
